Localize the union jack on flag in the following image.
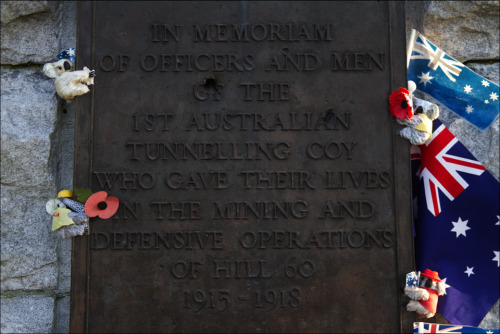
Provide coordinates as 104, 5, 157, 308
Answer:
407, 30, 499, 130
413, 120, 500, 326
407, 33, 465, 83
415, 123, 486, 217
413, 322, 499, 334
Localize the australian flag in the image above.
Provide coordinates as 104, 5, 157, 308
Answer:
412, 119, 500, 326
413, 322, 500, 333
407, 30, 499, 130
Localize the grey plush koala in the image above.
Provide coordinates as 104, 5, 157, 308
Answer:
397, 81, 439, 145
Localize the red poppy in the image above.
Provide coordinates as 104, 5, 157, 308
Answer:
84, 191, 119, 219
388, 87, 413, 120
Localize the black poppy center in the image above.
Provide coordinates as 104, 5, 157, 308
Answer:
98, 201, 108, 210
400, 100, 408, 109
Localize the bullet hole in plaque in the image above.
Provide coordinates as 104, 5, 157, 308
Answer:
204, 78, 218, 93
325, 108, 335, 122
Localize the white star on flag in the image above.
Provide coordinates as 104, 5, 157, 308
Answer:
481, 80, 490, 87
496, 215, 499, 225
465, 105, 474, 113
440, 277, 451, 295
490, 92, 498, 101
464, 266, 475, 277
485, 100, 490, 104
418, 72, 433, 86
493, 251, 499, 267
451, 217, 470, 237
464, 85, 472, 94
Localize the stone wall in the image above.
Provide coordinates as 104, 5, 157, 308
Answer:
1, 1, 76, 332
1, 1, 498, 332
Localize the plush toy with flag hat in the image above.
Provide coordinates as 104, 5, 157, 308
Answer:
405, 269, 446, 318
43, 48, 95, 103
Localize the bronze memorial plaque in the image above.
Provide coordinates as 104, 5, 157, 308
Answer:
72, 1, 414, 332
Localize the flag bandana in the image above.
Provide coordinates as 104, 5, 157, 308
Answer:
407, 30, 499, 130
57, 48, 76, 64
412, 119, 500, 326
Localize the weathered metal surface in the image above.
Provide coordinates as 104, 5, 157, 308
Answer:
72, 1, 414, 332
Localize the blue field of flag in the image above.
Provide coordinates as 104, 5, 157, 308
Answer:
407, 30, 499, 130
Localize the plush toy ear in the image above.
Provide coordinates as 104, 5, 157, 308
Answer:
428, 104, 439, 120
413, 97, 440, 120
436, 282, 446, 296
407, 80, 417, 94
43, 63, 58, 78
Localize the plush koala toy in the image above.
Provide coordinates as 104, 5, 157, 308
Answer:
405, 269, 446, 318
43, 59, 95, 103
397, 81, 439, 145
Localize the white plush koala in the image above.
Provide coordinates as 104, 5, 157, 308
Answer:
397, 81, 439, 145
43, 59, 95, 103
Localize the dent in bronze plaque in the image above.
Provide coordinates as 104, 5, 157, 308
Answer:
73, 1, 414, 332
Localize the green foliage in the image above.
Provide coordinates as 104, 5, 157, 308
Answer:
74, 188, 93, 203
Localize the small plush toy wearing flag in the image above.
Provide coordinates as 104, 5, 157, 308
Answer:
407, 30, 499, 130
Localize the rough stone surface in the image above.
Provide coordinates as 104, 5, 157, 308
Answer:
1, 1, 61, 65
422, 1, 500, 61
54, 296, 71, 334
444, 112, 499, 180
1, 68, 59, 141
54, 1, 78, 325
1, 67, 60, 290
0, 1, 54, 25
53, 0, 77, 219
1, 1, 77, 331
465, 63, 500, 85
479, 300, 500, 330
1, 178, 59, 291
0, 296, 55, 333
